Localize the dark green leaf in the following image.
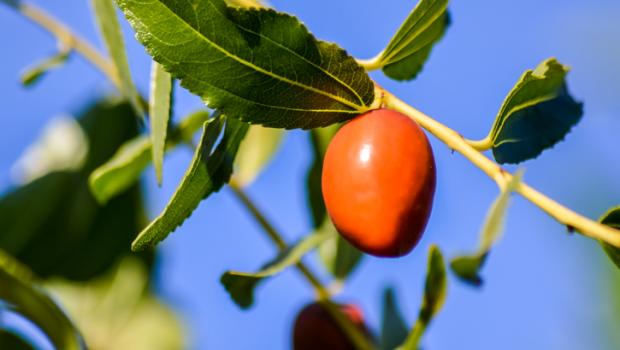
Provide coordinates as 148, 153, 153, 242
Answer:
599, 206, 620, 270
91, 0, 144, 116
20, 50, 70, 87
0, 250, 85, 350
131, 115, 249, 251
379, 0, 450, 81
234, 125, 284, 186
380, 287, 409, 350
450, 170, 523, 286
0, 98, 150, 281
397, 245, 446, 350
0, 0, 20, 9
221, 227, 332, 308
89, 111, 209, 204
306, 125, 339, 228
115, 0, 375, 129
305, 125, 364, 280
449, 254, 486, 287
487, 58, 583, 164
0, 330, 34, 350
149, 61, 173, 185
318, 221, 363, 281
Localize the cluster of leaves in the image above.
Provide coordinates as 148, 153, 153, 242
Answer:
0, 99, 183, 349
1, 0, 616, 348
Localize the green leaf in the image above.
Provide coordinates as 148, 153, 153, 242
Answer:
0, 98, 150, 281
221, 227, 332, 309
46, 258, 186, 350
20, 50, 71, 87
450, 170, 523, 286
149, 61, 173, 185
306, 125, 339, 228
115, 0, 375, 129
91, 0, 144, 116
304, 125, 364, 280
0, 330, 34, 350
380, 287, 409, 350
89, 135, 151, 204
599, 207, 620, 270
233, 125, 284, 186
318, 220, 363, 281
89, 111, 209, 204
397, 245, 446, 350
131, 115, 249, 251
378, 0, 449, 81
486, 58, 583, 164
0, 250, 85, 350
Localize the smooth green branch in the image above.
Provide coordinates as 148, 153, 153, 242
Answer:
2, 0, 120, 89
227, 179, 375, 350
383, 89, 620, 248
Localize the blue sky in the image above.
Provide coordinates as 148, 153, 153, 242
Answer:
1, 0, 620, 349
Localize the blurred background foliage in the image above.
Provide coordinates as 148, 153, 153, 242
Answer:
0, 0, 619, 349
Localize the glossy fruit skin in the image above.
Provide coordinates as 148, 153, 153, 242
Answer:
322, 108, 436, 257
293, 302, 367, 350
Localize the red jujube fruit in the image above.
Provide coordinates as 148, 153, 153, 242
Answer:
322, 108, 436, 257
292, 302, 368, 350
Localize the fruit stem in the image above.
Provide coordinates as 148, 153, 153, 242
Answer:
383, 89, 620, 248
2, 0, 121, 90
228, 179, 375, 350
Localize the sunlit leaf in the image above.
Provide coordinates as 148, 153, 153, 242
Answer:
89, 111, 209, 204
115, 0, 375, 129
91, 0, 144, 116
46, 258, 185, 350
20, 50, 70, 87
397, 245, 446, 350
233, 125, 284, 186
378, 0, 450, 81
89, 136, 151, 204
486, 58, 583, 164
0, 250, 85, 350
221, 227, 332, 309
599, 207, 620, 270
11, 116, 88, 184
450, 170, 523, 286
380, 287, 409, 350
131, 115, 248, 251
149, 61, 173, 185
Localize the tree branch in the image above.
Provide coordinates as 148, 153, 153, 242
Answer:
383, 89, 620, 248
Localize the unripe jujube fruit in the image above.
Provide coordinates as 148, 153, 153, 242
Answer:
322, 108, 436, 257
293, 302, 368, 350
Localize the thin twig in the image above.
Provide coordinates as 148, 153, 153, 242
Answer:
3, 1, 120, 89
228, 179, 374, 350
